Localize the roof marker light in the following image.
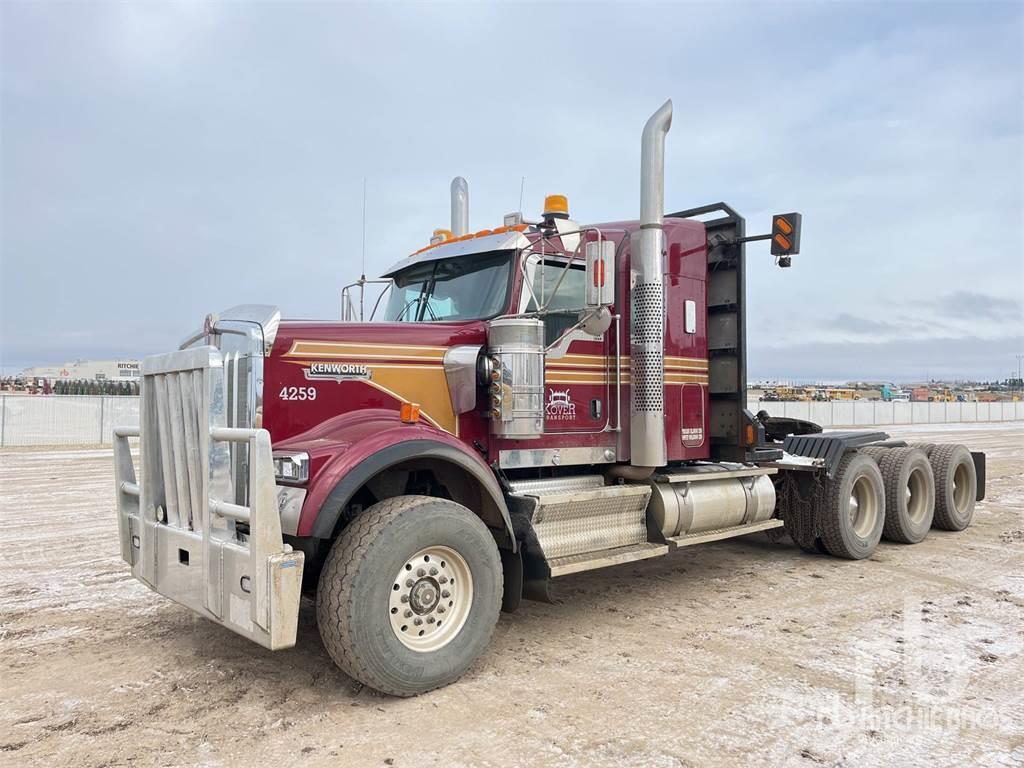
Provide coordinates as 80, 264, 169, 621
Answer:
430, 228, 454, 245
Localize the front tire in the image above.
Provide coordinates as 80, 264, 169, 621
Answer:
316, 495, 503, 697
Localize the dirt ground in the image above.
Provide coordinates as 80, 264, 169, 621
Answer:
1, 424, 1022, 768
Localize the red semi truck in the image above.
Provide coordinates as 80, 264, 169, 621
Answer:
112, 101, 985, 696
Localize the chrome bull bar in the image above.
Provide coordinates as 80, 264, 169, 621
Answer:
113, 347, 303, 651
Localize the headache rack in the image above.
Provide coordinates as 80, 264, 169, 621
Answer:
113, 346, 303, 650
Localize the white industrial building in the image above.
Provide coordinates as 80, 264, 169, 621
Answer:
20, 359, 140, 382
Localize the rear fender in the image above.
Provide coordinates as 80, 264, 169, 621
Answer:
280, 410, 514, 550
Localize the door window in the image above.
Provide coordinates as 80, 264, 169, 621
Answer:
524, 260, 587, 345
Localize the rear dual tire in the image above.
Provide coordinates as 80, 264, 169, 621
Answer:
929, 444, 977, 531
899, 442, 977, 531
817, 452, 886, 560
862, 447, 935, 544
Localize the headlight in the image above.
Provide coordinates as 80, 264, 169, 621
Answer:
272, 451, 309, 485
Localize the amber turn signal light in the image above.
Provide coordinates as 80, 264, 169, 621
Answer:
400, 402, 421, 424
770, 212, 802, 257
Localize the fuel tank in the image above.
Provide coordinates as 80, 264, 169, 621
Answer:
648, 465, 777, 538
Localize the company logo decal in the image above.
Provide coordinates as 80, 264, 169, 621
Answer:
545, 388, 576, 420
305, 361, 372, 381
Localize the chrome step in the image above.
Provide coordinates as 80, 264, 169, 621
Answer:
508, 479, 652, 564
665, 518, 784, 549
547, 542, 669, 577
507, 474, 606, 496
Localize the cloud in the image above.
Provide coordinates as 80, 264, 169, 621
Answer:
1, 2, 1021, 380
750, 334, 1023, 382
823, 313, 921, 335
920, 291, 1022, 322
827, 313, 901, 334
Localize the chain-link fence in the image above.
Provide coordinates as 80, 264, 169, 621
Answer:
0, 396, 140, 446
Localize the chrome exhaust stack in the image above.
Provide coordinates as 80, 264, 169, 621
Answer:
451, 176, 469, 236
630, 99, 673, 471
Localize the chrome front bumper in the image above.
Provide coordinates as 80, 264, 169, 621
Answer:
113, 347, 304, 650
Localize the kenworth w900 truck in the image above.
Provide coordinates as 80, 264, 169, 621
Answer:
112, 100, 985, 696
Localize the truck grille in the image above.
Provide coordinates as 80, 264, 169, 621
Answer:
143, 367, 209, 530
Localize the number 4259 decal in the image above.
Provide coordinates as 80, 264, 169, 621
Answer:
279, 386, 317, 401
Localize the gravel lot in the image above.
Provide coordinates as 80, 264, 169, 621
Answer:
1, 424, 1022, 767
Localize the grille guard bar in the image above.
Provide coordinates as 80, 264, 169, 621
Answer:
113, 347, 303, 651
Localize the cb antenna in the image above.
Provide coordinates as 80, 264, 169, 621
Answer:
360, 177, 367, 280
519, 175, 526, 213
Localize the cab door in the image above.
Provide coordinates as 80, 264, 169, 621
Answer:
522, 257, 616, 435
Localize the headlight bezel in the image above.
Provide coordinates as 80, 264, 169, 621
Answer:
272, 451, 309, 486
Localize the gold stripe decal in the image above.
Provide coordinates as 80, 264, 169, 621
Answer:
282, 347, 456, 434
548, 356, 707, 371
281, 340, 710, 431
287, 341, 447, 360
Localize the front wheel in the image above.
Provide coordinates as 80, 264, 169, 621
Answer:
316, 495, 503, 696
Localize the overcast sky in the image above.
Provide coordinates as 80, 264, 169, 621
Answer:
2, 1, 1022, 382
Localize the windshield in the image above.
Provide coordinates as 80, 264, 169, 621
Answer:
384, 251, 514, 322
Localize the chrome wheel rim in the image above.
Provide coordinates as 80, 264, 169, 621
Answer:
953, 462, 971, 514
389, 545, 473, 653
906, 467, 929, 525
849, 476, 879, 537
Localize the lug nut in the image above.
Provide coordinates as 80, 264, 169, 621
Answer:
441, 590, 450, 599
437, 606, 446, 614
414, 618, 423, 626
429, 567, 438, 576
404, 609, 413, 618
417, 568, 426, 577
405, 579, 414, 588
438, 576, 448, 584
427, 617, 435, 624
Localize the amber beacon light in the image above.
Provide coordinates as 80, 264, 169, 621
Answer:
543, 194, 570, 219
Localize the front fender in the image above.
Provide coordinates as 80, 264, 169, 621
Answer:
277, 410, 514, 549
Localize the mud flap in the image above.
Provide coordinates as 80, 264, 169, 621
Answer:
500, 547, 523, 613
971, 452, 986, 502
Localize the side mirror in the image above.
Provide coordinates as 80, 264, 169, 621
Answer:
585, 240, 615, 307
